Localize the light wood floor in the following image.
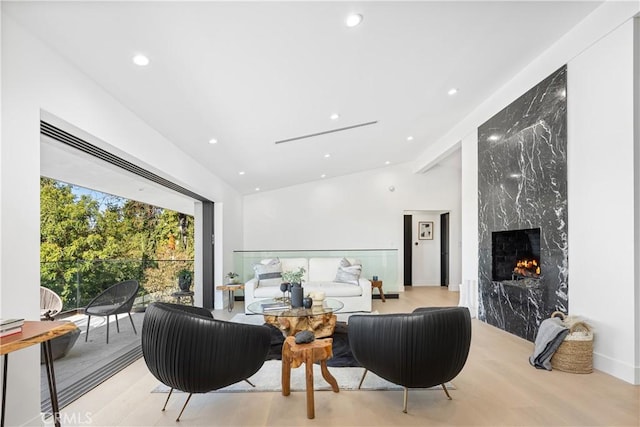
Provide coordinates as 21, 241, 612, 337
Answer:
59, 287, 639, 426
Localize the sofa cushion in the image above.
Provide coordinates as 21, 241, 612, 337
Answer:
253, 260, 282, 287
254, 285, 285, 298
254, 281, 363, 299
304, 282, 363, 297
308, 258, 344, 282
334, 258, 362, 285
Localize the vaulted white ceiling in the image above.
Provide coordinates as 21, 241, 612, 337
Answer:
6, 1, 601, 196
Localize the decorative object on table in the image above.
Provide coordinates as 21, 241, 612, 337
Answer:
225, 272, 241, 284
282, 267, 306, 308
294, 330, 315, 344
372, 275, 378, 281
549, 311, 593, 374
310, 291, 325, 307
302, 296, 313, 309
290, 284, 304, 308
177, 269, 193, 291
279, 282, 291, 302
281, 267, 305, 287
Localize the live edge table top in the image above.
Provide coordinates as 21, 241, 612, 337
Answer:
0, 321, 78, 355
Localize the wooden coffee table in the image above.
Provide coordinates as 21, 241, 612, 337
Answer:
246, 298, 343, 338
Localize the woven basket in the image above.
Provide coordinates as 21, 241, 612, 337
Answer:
550, 311, 593, 374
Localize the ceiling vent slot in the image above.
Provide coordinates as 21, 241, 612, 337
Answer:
275, 120, 378, 144
40, 120, 208, 201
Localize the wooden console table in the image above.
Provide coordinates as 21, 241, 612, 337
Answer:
216, 284, 244, 312
1, 321, 78, 427
371, 280, 386, 302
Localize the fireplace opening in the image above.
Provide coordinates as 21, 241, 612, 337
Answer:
492, 228, 541, 281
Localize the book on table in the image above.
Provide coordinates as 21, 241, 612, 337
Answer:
0, 318, 24, 331
0, 327, 22, 338
261, 302, 289, 311
0, 319, 25, 338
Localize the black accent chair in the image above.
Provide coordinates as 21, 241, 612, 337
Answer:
349, 307, 471, 413
142, 302, 271, 421
84, 280, 140, 344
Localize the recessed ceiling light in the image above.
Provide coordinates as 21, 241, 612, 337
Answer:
132, 54, 150, 66
321, 174, 326, 178
255, 187, 260, 192
385, 161, 391, 165
488, 134, 500, 142
208, 138, 218, 144
407, 136, 414, 141
448, 88, 458, 96
330, 113, 340, 120
239, 171, 245, 175
346, 13, 363, 28
324, 153, 331, 158
509, 173, 521, 179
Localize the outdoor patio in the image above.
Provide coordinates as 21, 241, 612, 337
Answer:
40, 311, 145, 414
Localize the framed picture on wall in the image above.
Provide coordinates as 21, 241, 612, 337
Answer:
418, 221, 434, 240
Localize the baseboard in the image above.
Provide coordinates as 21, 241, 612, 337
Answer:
373, 293, 399, 300
593, 351, 640, 385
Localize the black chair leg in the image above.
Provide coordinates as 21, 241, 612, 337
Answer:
106, 315, 110, 344
115, 315, 120, 333
128, 312, 137, 335
162, 388, 173, 411
176, 393, 193, 422
85, 315, 91, 342
441, 383, 452, 400
358, 369, 368, 389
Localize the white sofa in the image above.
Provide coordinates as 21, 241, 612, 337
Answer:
244, 257, 372, 313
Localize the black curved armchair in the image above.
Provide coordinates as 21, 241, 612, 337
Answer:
85, 280, 140, 344
142, 302, 271, 421
349, 306, 471, 413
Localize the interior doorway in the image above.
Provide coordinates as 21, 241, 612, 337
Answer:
403, 210, 450, 287
440, 212, 450, 286
403, 215, 413, 286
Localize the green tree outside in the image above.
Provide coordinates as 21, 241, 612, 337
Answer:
40, 178, 194, 310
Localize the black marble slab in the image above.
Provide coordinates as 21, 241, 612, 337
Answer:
477, 66, 568, 342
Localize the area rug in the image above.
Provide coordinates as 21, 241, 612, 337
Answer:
151, 360, 454, 393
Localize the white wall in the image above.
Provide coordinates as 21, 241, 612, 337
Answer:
0, 15, 244, 424
408, 211, 441, 285
567, 19, 637, 383
428, 3, 640, 383
243, 162, 462, 293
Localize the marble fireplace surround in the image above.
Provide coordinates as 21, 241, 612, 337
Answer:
477, 66, 568, 342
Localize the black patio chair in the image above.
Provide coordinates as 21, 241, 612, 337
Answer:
142, 302, 271, 421
84, 280, 140, 344
348, 306, 471, 413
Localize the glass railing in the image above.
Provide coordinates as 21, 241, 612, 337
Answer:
233, 249, 398, 290
40, 259, 194, 312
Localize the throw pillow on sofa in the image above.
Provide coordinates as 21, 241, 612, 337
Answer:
254, 259, 282, 287
335, 257, 362, 285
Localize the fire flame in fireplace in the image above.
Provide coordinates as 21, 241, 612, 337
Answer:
513, 259, 541, 278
